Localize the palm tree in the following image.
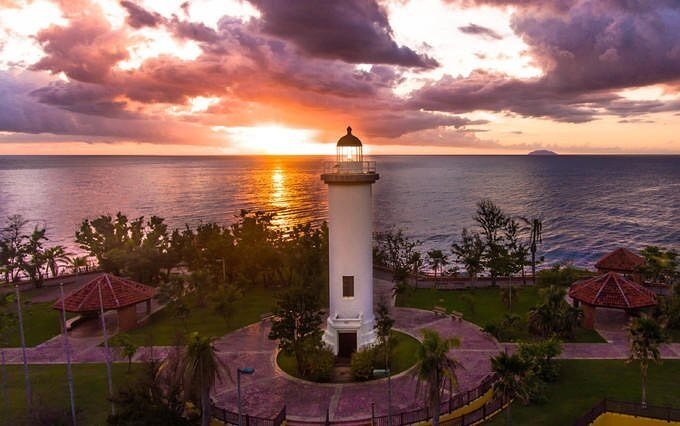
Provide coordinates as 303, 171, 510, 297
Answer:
427, 250, 448, 286
520, 217, 542, 280
410, 251, 424, 288
627, 315, 666, 407
182, 332, 226, 426
491, 351, 528, 426
414, 329, 460, 426
43, 245, 70, 278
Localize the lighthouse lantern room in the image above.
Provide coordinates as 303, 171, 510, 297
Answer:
321, 127, 379, 358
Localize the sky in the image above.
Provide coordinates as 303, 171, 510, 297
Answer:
1, 0, 680, 155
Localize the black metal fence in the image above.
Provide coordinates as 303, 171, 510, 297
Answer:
211, 374, 505, 426
573, 398, 680, 426
211, 404, 286, 426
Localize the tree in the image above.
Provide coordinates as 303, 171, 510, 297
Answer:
76, 213, 172, 283
67, 255, 88, 278
520, 217, 543, 280
0, 215, 29, 283
427, 249, 448, 284
451, 229, 484, 284
639, 246, 678, 285
113, 334, 139, 373
414, 329, 460, 426
109, 356, 189, 425
410, 251, 424, 288
268, 282, 324, 377
627, 315, 666, 407
43, 245, 69, 278
182, 332, 226, 426
21, 226, 48, 288
528, 286, 582, 339
474, 200, 511, 286
374, 299, 395, 368
491, 351, 528, 426
212, 284, 243, 326
375, 228, 420, 284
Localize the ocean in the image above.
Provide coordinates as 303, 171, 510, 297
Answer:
0, 155, 678, 268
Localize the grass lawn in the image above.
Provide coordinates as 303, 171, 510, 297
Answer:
277, 331, 421, 381
0, 301, 64, 347
397, 287, 605, 343
121, 286, 276, 346
1, 363, 135, 425
485, 360, 680, 425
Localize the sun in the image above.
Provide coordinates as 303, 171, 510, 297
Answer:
213, 125, 334, 155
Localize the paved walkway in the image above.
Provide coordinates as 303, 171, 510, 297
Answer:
2, 276, 680, 422
209, 307, 499, 422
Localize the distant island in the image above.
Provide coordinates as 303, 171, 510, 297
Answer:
528, 149, 559, 156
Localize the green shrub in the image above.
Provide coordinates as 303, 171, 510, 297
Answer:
304, 345, 335, 382
536, 264, 592, 287
350, 347, 376, 381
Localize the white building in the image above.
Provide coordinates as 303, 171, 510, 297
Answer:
321, 127, 379, 357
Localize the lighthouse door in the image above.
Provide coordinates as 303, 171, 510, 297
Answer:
338, 332, 357, 358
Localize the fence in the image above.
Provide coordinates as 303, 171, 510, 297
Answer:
211, 374, 502, 426
211, 403, 286, 426
573, 398, 680, 426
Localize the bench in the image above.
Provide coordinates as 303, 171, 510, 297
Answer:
432, 306, 448, 317
64, 315, 83, 331
450, 310, 464, 322
260, 312, 275, 322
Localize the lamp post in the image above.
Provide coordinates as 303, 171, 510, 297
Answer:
59, 284, 77, 426
237, 367, 255, 426
14, 285, 31, 408
373, 368, 392, 426
97, 281, 114, 415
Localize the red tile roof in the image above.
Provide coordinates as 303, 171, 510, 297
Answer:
53, 273, 156, 313
594, 248, 645, 273
568, 272, 656, 309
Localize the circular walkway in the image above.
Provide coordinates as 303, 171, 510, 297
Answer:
210, 306, 499, 422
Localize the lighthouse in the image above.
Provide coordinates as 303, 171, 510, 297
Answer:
321, 127, 379, 357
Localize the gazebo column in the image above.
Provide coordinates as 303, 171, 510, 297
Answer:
581, 303, 596, 330
118, 304, 138, 332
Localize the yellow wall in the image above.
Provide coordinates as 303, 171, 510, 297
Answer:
591, 413, 680, 426
415, 388, 495, 426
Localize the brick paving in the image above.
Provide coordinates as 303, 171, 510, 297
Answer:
2, 276, 679, 422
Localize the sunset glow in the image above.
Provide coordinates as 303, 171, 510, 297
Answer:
1, 0, 679, 154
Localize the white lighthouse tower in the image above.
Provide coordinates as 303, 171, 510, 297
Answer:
321, 127, 379, 357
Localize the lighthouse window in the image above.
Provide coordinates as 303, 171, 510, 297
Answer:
342, 276, 354, 297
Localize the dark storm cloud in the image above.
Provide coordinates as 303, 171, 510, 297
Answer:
247, 0, 439, 69
458, 23, 502, 40
119, 0, 164, 28
411, 0, 680, 121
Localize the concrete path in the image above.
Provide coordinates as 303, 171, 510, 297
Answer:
210, 307, 499, 422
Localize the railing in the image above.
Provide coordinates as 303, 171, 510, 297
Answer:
574, 399, 680, 425
211, 403, 286, 426
360, 373, 498, 426
213, 374, 499, 426
323, 161, 376, 175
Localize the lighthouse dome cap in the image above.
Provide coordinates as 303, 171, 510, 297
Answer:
337, 126, 362, 147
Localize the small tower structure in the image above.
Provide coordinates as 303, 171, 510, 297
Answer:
321, 127, 379, 357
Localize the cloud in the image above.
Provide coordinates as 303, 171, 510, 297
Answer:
0, 71, 222, 144
458, 23, 502, 40
119, 0, 164, 29
30, 10, 129, 83
247, 0, 439, 68
410, 0, 680, 122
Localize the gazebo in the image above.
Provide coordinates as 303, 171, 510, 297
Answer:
568, 272, 657, 329
53, 273, 156, 331
595, 248, 645, 282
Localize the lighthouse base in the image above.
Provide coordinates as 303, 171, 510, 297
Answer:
323, 314, 376, 356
